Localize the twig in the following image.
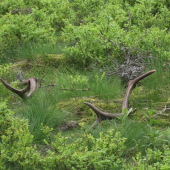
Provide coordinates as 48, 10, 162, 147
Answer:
39, 75, 46, 88
60, 88, 91, 91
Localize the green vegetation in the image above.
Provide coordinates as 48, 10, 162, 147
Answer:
1, 0, 170, 169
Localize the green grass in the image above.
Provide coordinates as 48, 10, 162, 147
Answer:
0, 41, 64, 64
1, 41, 170, 161
15, 90, 68, 143
12, 69, 125, 143
53, 70, 124, 101
78, 118, 166, 158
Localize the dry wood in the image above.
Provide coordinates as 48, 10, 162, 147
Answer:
60, 88, 91, 91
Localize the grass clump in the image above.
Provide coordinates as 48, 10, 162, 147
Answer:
15, 90, 68, 143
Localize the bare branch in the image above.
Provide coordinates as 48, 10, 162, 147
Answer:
61, 88, 91, 91
38, 75, 46, 88
99, 32, 153, 82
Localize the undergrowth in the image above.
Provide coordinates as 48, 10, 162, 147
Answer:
1, 0, 170, 169
1, 41, 170, 169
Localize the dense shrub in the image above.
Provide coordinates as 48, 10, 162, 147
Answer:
0, 0, 74, 52
124, 147, 170, 169
1, 101, 170, 169
0, 101, 43, 169
0, 101, 127, 169
62, 0, 170, 67
1, 0, 170, 65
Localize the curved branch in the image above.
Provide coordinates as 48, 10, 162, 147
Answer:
84, 70, 156, 127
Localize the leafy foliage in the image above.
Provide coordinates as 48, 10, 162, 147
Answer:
1, 100, 170, 169
1, 0, 170, 169
124, 146, 170, 169
1, 0, 170, 66
62, 0, 170, 68
0, 0, 74, 53
0, 100, 41, 169
0, 101, 127, 169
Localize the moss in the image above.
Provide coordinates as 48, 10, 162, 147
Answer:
132, 107, 170, 127
11, 54, 69, 72
12, 59, 32, 70
57, 97, 122, 125
130, 86, 148, 101
36, 54, 68, 67
56, 92, 170, 127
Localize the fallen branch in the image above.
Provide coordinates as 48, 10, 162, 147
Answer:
61, 88, 91, 91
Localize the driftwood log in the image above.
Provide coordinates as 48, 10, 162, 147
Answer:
84, 70, 156, 127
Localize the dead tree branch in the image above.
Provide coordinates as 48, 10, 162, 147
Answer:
99, 31, 154, 82
60, 88, 91, 91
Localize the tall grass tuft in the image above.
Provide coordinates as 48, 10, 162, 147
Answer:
16, 90, 68, 143
53, 70, 124, 101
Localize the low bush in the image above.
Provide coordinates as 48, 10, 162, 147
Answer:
0, 100, 126, 169
2, 100, 170, 169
